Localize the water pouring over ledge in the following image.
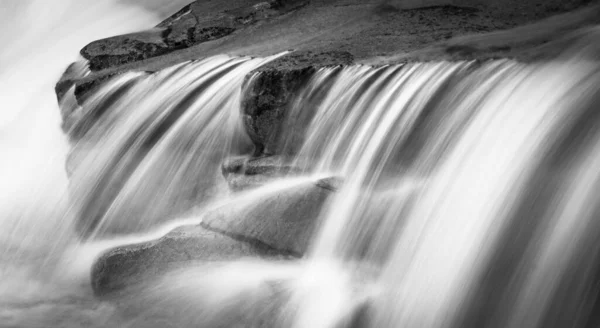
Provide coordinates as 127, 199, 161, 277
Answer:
2, 0, 600, 327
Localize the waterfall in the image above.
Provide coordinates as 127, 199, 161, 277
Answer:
64, 54, 283, 237
284, 55, 600, 327
0, 0, 161, 290
2, 0, 600, 326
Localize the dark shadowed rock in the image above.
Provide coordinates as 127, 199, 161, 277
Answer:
242, 50, 353, 155
202, 177, 337, 256
91, 225, 288, 297
80, 0, 309, 72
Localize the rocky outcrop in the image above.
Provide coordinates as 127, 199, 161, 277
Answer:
55, 0, 599, 117
80, 0, 309, 72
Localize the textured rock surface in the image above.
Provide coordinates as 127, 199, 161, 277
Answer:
91, 225, 288, 296
92, 176, 336, 296
242, 50, 354, 154
81, 0, 308, 72
202, 177, 337, 256
222, 155, 301, 190
56, 0, 600, 106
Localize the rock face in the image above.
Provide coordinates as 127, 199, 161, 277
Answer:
242, 51, 354, 155
81, 0, 309, 72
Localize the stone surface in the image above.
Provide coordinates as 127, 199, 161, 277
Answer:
80, 0, 309, 72
221, 155, 302, 190
242, 50, 354, 154
92, 176, 336, 296
91, 225, 288, 296
202, 177, 337, 256
54, 1, 600, 156
56, 0, 599, 106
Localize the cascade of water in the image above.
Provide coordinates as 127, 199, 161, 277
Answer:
283, 56, 600, 327
64, 54, 283, 238
0, 0, 159, 285
2, 0, 600, 326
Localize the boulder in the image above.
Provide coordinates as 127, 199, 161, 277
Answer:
202, 177, 338, 256
91, 225, 288, 297
91, 177, 337, 296
221, 155, 302, 191
80, 0, 309, 72
242, 51, 353, 155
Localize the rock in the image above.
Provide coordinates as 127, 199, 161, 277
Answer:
202, 177, 337, 256
242, 50, 354, 155
80, 0, 309, 72
92, 176, 336, 296
55, 0, 598, 111
91, 225, 288, 297
221, 155, 302, 190
81, 29, 172, 71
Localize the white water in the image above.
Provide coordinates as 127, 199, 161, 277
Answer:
281, 55, 600, 327
2, 0, 600, 327
65, 54, 282, 237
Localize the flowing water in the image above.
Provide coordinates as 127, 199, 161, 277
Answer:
2, 0, 600, 327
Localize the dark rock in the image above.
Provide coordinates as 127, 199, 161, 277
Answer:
79, 0, 309, 73
54, 60, 90, 104
91, 225, 288, 297
202, 177, 336, 256
81, 30, 171, 71
242, 50, 353, 155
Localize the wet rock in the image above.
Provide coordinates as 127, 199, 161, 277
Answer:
315, 176, 343, 191
202, 177, 336, 256
242, 51, 353, 155
221, 155, 302, 191
54, 60, 90, 103
81, 31, 171, 71
92, 176, 336, 296
80, 0, 309, 72
91, 225, 287, 297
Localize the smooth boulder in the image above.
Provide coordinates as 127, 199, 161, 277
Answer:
91, 225, 286, 297
202, 177, 339, 256
91, 177, 338, 296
